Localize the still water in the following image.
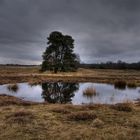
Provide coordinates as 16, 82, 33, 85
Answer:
0, 82, 140, 105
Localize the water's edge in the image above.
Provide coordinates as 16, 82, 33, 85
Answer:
0, 82, 140, 105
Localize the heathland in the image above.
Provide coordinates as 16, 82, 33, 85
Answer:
0, 66, 140, 140
0, 66, 140, 86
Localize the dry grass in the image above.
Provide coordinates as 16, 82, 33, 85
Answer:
0, 94, 36, 106
127, 82, 137, 89
0, 67, 140, 86
91, 118, 104, 128
0, 95, 140, 140
0, 67, 140, 139
83, 86, 97, 97
67, 111, 97, 121
111, 103, 133, 112
114, 80, 127, 90
6, 110, 34, 124
50, 107, 71, 114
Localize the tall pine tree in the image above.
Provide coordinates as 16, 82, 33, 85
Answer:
41, 31, 80, 73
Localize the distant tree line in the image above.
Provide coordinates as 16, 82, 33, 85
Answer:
1, 60, 140, 70
80, 60, 140, 70
0, 64, 38, 67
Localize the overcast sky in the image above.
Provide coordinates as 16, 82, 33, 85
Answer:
0, 0, 140, 64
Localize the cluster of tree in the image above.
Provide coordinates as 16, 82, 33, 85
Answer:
80, 60, 140, 70
41, 31, 80, 73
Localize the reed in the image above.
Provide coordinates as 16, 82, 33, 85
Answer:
114, 80, 126, 90
7, 84, 19, 92
127, 82, 137, 89
83, 86, 97, 97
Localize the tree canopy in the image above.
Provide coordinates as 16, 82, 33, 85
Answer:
41, 31, 80, 73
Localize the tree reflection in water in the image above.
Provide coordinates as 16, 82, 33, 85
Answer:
42, 82, 79, 103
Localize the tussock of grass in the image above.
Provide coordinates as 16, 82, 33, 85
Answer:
91, 118, 104, 128
67, 111, 97, 121
83, 86, 97, 97
7, 84, 19, 92
28, 80, 42, 87
114, 80, 126, 90
127, 82, 137, 89
51, 107, 70, 114
0, 96, 139, 140
85, 104, 103, 110
6, 110, 34, 124
111, 103, 133, 112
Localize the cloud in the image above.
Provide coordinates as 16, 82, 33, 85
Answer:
0, 0, 140, 64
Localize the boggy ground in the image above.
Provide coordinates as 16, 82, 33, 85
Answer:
0, 66, 140, 86
0, 66, 140, 139
0, 95, 140, 140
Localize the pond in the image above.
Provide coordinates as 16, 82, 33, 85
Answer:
0, 82, 140, 105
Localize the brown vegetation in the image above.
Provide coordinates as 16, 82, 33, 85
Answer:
0, 67, 140, 86
6, 110, 34, 124
67, 111, 97, 121
0, 95, 139, 140
0, 94, 36, 106
111, 103, 133, 112
91, 118, 104, 128
0, 67, 140, 139
83, 86, 97, 97
50, 107, 71, 114
114, 80, 127, 90
127, 82, 137, 89
7, 84, 19, 92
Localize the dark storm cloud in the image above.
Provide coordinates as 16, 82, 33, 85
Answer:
0, 0, 140, 64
